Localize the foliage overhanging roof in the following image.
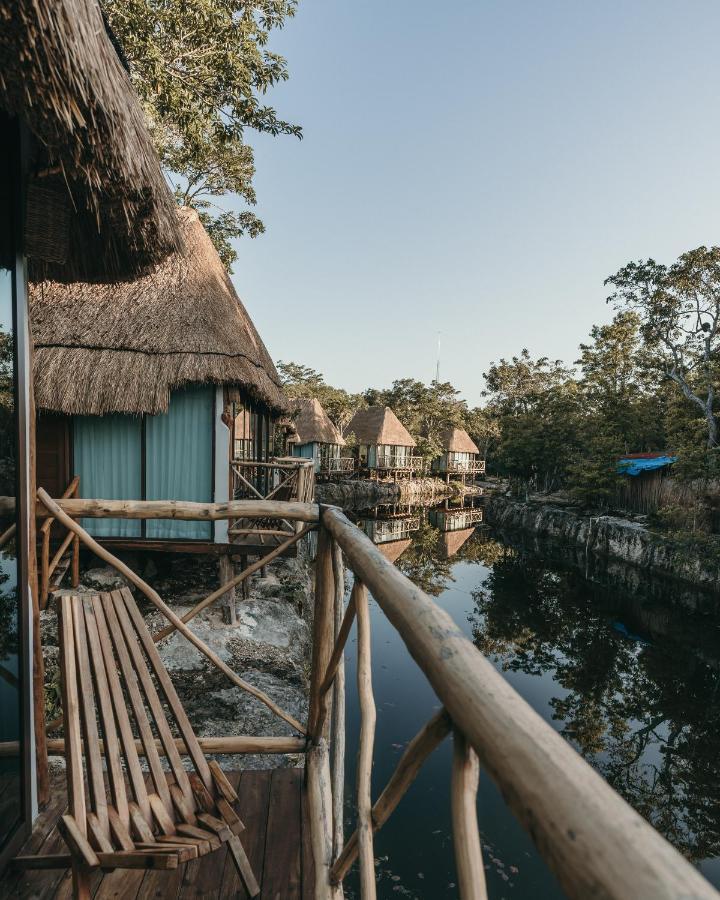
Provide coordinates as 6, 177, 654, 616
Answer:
0, 0, 181, 281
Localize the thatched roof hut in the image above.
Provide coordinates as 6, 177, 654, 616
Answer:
30, 207, 287, 416
346, 407, 416, 447
0, 0, 180, 281
289, 399, 345, 447
439, 427, 480, 455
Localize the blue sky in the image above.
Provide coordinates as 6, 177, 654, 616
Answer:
226, 1, 720, 404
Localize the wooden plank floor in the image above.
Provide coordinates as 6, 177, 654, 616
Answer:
0, 768, 313, 900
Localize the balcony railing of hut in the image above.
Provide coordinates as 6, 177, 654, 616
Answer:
446, 459, 486, 475
375, 453, 424, 472
442, 508, 483, 528
25, 488, 719, 900
39, 475, 80, 608
323, 456, 355, 475
229, 457, 315, 540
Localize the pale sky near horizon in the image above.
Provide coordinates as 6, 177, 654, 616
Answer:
227, 0, 720, 405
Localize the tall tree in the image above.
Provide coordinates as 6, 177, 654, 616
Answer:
606, 248, 720, 448
104, 0, 301, 268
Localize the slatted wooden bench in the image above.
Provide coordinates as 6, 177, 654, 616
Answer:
15, 588, 259, 900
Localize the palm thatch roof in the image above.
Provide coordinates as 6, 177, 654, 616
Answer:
0, 0, 180, 282
30, 207, 287, 416
346, 407, 416, 447
440, 427, 479, 454
289, 399, 345, 446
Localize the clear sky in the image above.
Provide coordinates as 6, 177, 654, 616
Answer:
227, 0, 720, 405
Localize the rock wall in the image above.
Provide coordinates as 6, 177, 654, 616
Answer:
485, 495, 720, 591
316, 476, 452, 509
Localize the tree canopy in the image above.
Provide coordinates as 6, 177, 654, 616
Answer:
105, 0, 301, 268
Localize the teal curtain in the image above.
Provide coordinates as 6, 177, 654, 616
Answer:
146, 387, 214, 539
73, 415, 142, 537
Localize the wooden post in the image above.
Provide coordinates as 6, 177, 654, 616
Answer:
218, 554, 237, 625
330, 542, 346, 860
355, 579, 376, 899
308, 524, 335, 742
306, 740, 342, 900
451, 729, 487, 900
71, 535, 80, 589
40, 527, 50, 608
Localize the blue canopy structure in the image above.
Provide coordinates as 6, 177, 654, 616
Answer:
617, 455, 677, 477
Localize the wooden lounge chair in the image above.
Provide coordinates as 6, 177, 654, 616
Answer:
15, 588, 259, 899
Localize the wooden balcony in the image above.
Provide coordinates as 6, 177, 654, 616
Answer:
2, 768, 312, 900
445, 459, 486, 475
373, 454, 424, 474
4, 490, 715, 900
321, 456, 355, 476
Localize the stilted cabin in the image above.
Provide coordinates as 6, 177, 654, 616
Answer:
30, 207, 292, 556
345, 406, 421, 478
432, 427, 485, 481
0, 0, 181, 871
287, 398, 354, 477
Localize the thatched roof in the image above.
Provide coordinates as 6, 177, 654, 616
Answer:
346, 407, 416, 447
0, 0, 181, 282
440, 427, 479, 454
30, 208, 287, 416
289, 399, 345, 446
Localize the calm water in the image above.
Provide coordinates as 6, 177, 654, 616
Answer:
340, 500, 720, 899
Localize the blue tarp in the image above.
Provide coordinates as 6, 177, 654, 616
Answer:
617, 455, 677, 476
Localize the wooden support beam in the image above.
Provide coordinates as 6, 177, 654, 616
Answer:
306, 740, 342, 900
331, 708, 451, 884
308, 527, 336, 742
46, 734, 307, 759
37, 490, 306, 736
30, 495, 319, 523
153, 525, 315, 641
355, 579, 377, 899
330, 541, 346, 861
451, 729, 487, 900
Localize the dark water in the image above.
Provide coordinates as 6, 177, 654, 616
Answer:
340, 499, 720, 899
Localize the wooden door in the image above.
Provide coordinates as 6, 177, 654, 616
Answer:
36, 412, 71, 499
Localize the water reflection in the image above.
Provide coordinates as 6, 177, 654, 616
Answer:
343, 496, 720, 895
470, 541, 720, 866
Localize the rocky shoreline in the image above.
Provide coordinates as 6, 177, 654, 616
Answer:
485, 494, 720, 591
43, 548, 314, 771
316, 475, 466, 509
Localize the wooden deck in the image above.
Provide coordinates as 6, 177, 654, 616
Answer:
1, 768, 313, 900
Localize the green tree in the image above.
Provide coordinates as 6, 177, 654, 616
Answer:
606, 248, 720, 448
105, 0, 301, 268
277, 360, 364, 435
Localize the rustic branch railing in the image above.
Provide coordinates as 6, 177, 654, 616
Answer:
25, 490, 720, 899
375, 454, 424, 472
230, 457, 315, 541
324, 457, 355, 474
446, 459, 486, 474
39, 475, 80, 608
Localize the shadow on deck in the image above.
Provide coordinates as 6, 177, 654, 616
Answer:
1, 768, 313, 900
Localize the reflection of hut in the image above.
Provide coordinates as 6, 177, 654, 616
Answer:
430, 507, 483, 532
438, 527, 475, 559
360, 516, 420, 545
346, 407, 419, 477
32, 208, 287, 547
432, 428, 485, 481
378, 538, 412, 564
288, 399, 353, 476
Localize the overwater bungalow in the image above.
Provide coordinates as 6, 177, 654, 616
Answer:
31, 207, 294, 555
287, 398, 354, 477
431, 427, 486, 481
346, 406, 422, 478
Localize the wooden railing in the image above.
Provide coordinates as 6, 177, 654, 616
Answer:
439, 507, 483, 529
323, 456, 355, 474
446, 459, 486, 474
39, 475, 80, 608
229, 457, 315, 541
30, 490, 720, 900
375, 454, 424, 472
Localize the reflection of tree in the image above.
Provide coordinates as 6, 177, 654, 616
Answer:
395, 522, 454, 596
0, 552, 18, 663
469, 550, 720, 862
0, 328, 15, 497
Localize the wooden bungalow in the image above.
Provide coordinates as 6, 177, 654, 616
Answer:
0, 0, 180, 872
287, 398, 354, 477
30, 206, 290, 554
345, 406, 421, 478
432, 427, 485, 481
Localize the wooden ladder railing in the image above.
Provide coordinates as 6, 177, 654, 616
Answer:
39, 475, 80, 609
27, 491, 720, 900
